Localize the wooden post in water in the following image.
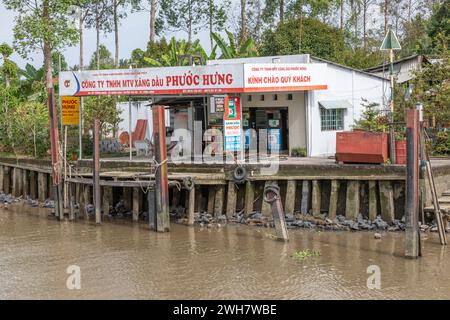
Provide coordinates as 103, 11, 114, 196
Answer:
285, 180, 296, 216
368, 180, 377, 221
152, 105, 170, 232
132, 187, 141, 222
405, 109, 421, 258
214, 185, 225, 217
207, 187, 215, 214
226, 181, 237, 218
93, 119, 101, 224
311, 180, 321, 217
244, 181, 254, 215
346, 181, 360, 220
3, 167, 10, 194
300, 180, 310, 214
22, 170, 28, 198
38, 172, 47, 202
29, 171, 37, 200
187, 187, 195, 225
328, 180, 339, 220
47, 87, 63, 220
102, 186, 112, 217
0, 166, 4, 193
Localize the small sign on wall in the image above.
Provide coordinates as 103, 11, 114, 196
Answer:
61, 96, 80, 126
224, 96, 242, 151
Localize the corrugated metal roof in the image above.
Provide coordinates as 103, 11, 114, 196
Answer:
319, 100, 352, 109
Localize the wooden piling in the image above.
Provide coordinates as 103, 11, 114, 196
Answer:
187, 187, 195, 225
171, 187, 180, 211
3, 166, 10, 194
226, 181, 237, 217
244, 181, 255, 215
79, 184, 85, 216
0, 166, 4, 193
379, 181, 395, 223
207, 187, 215, 214
38, 172, 47, 202
22, 170, 28, 198
12, 168, 19, 197
29, 170, 37, 200
328, 180, 339, 219
300, 180, 310, 214
345, 180, 360, 220
69, 183, 75, 221
102, 186, 112, 217
285, 180, 296, 215
123, 187, 132, 211
368, 181, 377, 221
195, 186, 203, 214
83, 185, 91, 219
132, 187, 141, 222
312, 180, 321, 217
214, 185, 225, 217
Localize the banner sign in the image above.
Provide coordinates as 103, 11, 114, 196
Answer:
59, 63, 328, 97
244, 63, 328, 91
224, 96, 242, 151
61, 96, 80, 125
59, 64, 244, 96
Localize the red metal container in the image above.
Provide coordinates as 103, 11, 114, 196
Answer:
336, 131, 389, 164
395, 140, 407, 165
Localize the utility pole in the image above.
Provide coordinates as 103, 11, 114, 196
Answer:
380, 28, 401, 164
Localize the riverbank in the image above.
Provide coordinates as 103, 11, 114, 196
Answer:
1, 202, 449, 299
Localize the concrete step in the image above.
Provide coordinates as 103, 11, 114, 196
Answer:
442, 190, 450, 196
438, 196, 450, 204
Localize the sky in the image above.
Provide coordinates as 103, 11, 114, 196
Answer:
0, 2, 239, 70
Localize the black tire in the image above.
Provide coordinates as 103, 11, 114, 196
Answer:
232, 166, 247, 184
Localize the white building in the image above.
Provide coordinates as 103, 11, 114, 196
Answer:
61, 54, 390, 158
207, 54, 390, 156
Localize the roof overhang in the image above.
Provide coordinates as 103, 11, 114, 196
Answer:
319, 100, 352, 109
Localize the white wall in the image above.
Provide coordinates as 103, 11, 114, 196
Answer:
307, 63, 390, 157
117, 101, 170, 141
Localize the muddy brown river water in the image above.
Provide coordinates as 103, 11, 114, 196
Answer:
0, 203, 449, 299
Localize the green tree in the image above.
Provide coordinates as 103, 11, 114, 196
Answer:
352, 99, 388, 132
3, 0, 78, 91
159, 0, 208, 44
260, 17, 345, 60
89, 44, 115, 69
84, 96, 122, 138
0, 43, 18, 87
428, 0, 449, 50
411, 48, 450, 128
12, 101, 50, 158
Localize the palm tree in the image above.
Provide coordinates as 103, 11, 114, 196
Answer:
211, 30, 257, 59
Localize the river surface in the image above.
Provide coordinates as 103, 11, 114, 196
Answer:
0, 203, 449, 300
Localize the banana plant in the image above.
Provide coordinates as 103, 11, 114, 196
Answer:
143, 37, 213, 67
211, 30, 258, 59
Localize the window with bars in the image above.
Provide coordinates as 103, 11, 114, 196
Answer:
320, 108, 344, 131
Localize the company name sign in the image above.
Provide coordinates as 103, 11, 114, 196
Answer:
59, 63, 327, 96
